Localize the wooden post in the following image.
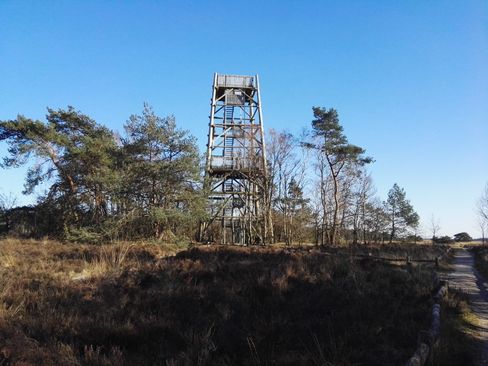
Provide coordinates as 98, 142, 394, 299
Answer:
406, 255, 412, 273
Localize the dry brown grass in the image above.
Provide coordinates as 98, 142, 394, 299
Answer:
0, 239, 463, 365
0, 238, 184, 365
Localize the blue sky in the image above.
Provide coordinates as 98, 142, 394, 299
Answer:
1, 1, 487, 237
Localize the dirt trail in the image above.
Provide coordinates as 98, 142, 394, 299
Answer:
449, 248, 488, 365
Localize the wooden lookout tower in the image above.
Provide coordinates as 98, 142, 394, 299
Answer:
200, 73, 271, 245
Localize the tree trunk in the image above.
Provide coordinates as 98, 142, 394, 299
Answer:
330, 173, 339, 246
389, 207, 396, 244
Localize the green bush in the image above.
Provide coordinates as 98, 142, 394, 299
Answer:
64, 226, 103, 243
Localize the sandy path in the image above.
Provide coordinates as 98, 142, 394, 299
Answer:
449, 248, 488, 365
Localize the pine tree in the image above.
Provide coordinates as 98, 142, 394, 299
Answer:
385, 183, 419, 242
0, 107, 118, 232
121, 104, 205, 239
307, 107, 372, 245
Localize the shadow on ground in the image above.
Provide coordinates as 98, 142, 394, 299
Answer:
0, 242, 460, 365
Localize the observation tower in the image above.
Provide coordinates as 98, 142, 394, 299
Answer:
200, 73, 271, 245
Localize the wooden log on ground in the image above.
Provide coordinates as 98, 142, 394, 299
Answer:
434, 282, 448, 302
404, 282, 448, 365
405, 342, 430, 366
431, 303, 441, 337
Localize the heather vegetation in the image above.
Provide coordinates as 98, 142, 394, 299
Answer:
472, 245, 488, 279
0, 238, 470, 365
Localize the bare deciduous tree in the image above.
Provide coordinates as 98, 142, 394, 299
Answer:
430, 214, 441, 243
266, 129, 311, 244
478, 183, 488, 244
479, 183, 488, 221
350, 171, 375, 245
0, 192, 18, 232
478, 217, 486, 245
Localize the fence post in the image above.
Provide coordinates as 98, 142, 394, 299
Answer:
406, 255, 412, 273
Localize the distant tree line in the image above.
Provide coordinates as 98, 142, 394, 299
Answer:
431, 232, 473, 244
1, 105, 420, 244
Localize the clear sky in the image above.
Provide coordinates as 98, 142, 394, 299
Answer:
1, 1, 487, 237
